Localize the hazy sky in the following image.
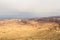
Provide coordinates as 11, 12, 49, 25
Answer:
0, 0, 60, 18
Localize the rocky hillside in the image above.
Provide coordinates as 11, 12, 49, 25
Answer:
29, 16, 60, 24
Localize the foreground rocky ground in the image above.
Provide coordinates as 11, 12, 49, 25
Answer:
0, 16, 60, 40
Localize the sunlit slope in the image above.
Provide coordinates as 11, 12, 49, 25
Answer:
0, 19, 60, 40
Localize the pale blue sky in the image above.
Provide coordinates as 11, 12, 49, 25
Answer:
0, 0, 60, 18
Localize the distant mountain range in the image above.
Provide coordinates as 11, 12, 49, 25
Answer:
0, 12, 60, 18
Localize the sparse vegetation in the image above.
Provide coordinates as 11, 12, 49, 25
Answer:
0, 16, 60, 40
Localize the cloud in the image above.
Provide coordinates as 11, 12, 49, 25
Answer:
0, 0, 60, 13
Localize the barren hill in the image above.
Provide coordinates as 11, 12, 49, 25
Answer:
0, 16, 60, 40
